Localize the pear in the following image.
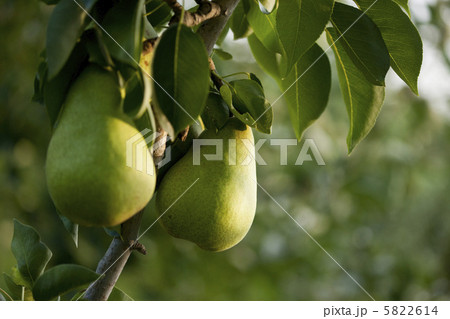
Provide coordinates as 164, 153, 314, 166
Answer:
46, 65, 156, 227
156, 118, 257, 251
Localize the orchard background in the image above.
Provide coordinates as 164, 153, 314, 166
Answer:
1, 0, 450, 300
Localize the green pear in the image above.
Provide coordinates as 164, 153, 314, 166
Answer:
156, 118, 257, 251
46, 65, 156, 227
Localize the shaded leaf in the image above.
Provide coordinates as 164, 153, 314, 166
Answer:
245, 0, 280, 53
280, 44, 331, 140
41, 0, 60, 4
247, 34, 279, 79
213, 48, 233, 60
229, 79, 273, 134
46, 0, 98, 78
44, 43, 88, 128
327, 28, 385, 153
201, 92, 230, 131
57, 212, 78, 247
11, 220, 52, 286
330, 2, 390, 86
231, 0, 252, 39
101, 0, 145, 66
122, 69, 152, 119
277, 0, 334, 76
32, 264, 99, 301
146, 0, 172, 29
152, 24, 210, 137
354, 0, 422, 94
216, 20, 230, 46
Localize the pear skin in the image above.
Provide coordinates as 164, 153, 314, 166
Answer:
156, 118, 257, 251
46, 65, 156, 227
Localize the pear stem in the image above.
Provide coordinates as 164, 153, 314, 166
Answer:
83, 0, 239, 301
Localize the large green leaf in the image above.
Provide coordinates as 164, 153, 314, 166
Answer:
354, 0, 422, 94
101, 0, 145, 66
231, 0, 252, 39
277, 0, 334, 76
247, 34, 279, 79
11, 220, 52, 286
280, 44, 331, 140
330, 2, 390, 86
46, 0, 98, 78
245, 0, 280, 53
152, 23, 210, 137
391, 0, 410, 16
41, 0, 60, 4
32, 264, 99, 301
122, 68, 152, 119
229, 79, 273, 134
327, 28, 385, 153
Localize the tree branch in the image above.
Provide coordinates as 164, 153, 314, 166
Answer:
84, 0, 239, 301
169, 1, 223, 27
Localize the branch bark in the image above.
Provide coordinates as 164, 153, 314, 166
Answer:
84, 0, 240, 301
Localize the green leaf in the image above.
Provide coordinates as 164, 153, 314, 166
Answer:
201, 92, 230, 131
46, 0, 98, 78
108, 287, 134, 301
82, 29, 114, 67
152, 24, 210, 137
229, 79, 273, 134
231, 0, 253, 39
146, 0, 172, 29
245, 0, 280, 53
247, 34, 279, 79
280, 44, 331, 140
57, 212, 79, 247
3, 274, 22, 300
122, 69, 152, 119
213, 48, 233, 60
391, 0, 410, 16
330, 2, 390, 86
216, 20, 230, 46
277, 0, 334, 76
101, 0, 145, 66
354, 0, 422, 94
32, 264, 99, 301
44, 43, 88, 128
327, 28, 385, 154
11, 220, 53, 286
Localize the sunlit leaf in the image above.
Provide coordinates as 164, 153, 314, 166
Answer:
330, 3, 390, 86
354, 0, 422, 94
280, 44, 331, 140
247, 34, 279, 79
327, 28, 385, 153
152, 24, 210, 137
277, 0, 333, 76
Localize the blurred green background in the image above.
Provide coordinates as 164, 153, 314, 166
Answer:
1, 0, 450, 300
